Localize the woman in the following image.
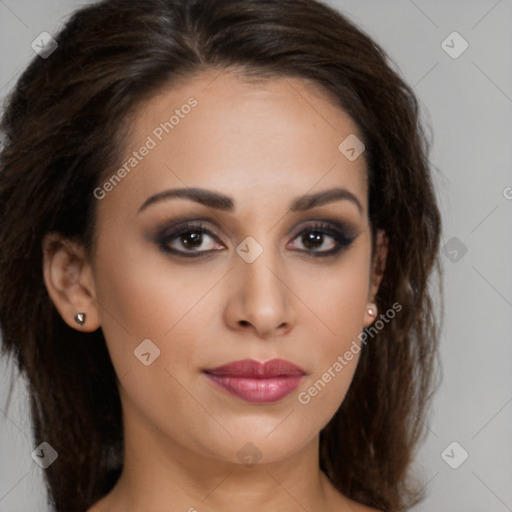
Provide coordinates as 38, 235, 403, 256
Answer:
0, 0, 443, 511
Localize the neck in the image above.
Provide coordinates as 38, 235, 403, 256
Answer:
96, 398, 342, 512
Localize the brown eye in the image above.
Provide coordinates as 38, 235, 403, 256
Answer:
156, 222, 224, 257
300, 230, 336, 251
288, 222, 355, 257
179, 230, 203, 249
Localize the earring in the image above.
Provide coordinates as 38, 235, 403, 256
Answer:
74, 312, 86, 326
367, 304, 377, 318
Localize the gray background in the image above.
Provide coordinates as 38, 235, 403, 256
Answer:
1, 1, 511, 511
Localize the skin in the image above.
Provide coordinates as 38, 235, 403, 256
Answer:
43, 69, 388, 512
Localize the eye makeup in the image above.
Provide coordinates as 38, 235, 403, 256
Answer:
150, 214, 360, 260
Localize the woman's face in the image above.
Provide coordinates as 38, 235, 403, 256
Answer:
71, 70, 386, 466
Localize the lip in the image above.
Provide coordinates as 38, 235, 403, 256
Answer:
204, 358, 306, 403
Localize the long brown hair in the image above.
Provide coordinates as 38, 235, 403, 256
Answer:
0, 0, 443, 510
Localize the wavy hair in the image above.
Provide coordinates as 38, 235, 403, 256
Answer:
0, 0, 443, 510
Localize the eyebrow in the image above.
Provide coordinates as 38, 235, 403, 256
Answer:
137, 186, 363, 215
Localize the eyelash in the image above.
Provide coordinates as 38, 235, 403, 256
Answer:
155, 220, 356, 259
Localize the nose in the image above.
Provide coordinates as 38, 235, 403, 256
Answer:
223, 245, 296, 339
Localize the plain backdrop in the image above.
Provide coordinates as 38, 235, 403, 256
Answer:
1, 1, 511, 511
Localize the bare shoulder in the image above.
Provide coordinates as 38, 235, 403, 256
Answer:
322, 473, 383, 512
85, 505, 103, 512
342, 495, 383, 512
85, 496, 111, 512
354, 505, 383, 512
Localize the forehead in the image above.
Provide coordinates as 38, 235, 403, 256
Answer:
98, 69, 368, 218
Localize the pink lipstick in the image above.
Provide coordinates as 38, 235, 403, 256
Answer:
204, 358, 305, 403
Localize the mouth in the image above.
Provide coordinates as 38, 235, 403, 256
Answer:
203, 358, 306, 403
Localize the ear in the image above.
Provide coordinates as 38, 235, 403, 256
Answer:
42, 232, 101, 332
363, 229, 389, 326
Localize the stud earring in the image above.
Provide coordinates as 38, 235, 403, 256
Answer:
74, 312, 86, 326
367, 304, 377, 318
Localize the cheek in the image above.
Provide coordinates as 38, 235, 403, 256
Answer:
294, 293, 366, 428
94, 237, 219, 335
91, 252, 220, 448
91, 242, 204, 379
293, 258, 370, 408
298, 254, 370, 341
